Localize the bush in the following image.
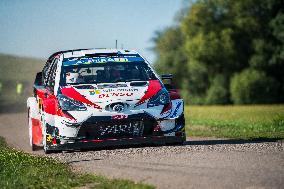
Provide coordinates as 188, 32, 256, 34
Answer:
230, 69, 279, 104
206, 75, 230, 104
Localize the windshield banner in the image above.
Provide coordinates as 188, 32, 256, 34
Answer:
63, 56, 145, 66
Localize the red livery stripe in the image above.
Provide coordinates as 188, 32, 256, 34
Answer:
136, 80, 162, 106
61, 87, 101, 109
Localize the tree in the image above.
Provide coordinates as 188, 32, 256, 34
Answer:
152, 27, 188, 89
153, 0, 284, 104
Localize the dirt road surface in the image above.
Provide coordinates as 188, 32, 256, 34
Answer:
0, 112, 283, 189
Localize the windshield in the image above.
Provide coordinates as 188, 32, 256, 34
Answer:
61, 62, 157, 85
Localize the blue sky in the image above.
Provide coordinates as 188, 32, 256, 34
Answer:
0, 0, 184, 63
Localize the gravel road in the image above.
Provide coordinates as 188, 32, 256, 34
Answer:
0, 112, 283, 189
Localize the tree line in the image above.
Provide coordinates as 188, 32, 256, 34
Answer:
153, 0, 284, 104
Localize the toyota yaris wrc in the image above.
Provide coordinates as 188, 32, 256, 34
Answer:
27, 49, 185, 153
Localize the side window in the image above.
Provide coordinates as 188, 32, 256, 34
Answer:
47, 58, 58, 90
142, 65, 157, 80
42, 61, 50, 86
42, 58, 54, 86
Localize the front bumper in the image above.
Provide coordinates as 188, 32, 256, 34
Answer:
47, 135, 185, 151
47, 112, 186, 151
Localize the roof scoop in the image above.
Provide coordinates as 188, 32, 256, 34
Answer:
130, 81, 147, 87
74, 85, 95, 89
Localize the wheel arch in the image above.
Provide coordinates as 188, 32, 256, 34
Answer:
27, 97, 40, 119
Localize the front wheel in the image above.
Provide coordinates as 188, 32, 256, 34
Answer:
42, 128, 53, 154
42, 123, 59, 154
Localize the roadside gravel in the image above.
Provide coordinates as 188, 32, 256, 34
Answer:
1, 113, 283, 189
50, 141, 284, 163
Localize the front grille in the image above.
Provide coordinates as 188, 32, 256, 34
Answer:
77, 115, 156, 139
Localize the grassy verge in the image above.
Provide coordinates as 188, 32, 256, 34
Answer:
0, 137, 153, 189
185, 105, 284, 139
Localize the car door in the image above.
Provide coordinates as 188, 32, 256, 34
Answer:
41, 57, 59, 116
34, 56, 56, 113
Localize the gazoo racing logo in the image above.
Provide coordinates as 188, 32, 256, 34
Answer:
89, 89, 101, 95
89, 88, 138, 98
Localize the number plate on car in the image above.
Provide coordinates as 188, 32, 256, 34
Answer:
99, 120, 144, 137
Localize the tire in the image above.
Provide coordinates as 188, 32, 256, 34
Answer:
42, 124, 52, 154
28, 108, 37, 151
43, 144, 57, 154
42, 121, 57, 154
43, 146, 52, 154
175, 141, 185, 146
43, 133, 53, 154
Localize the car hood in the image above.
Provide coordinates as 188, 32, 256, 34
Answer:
60, 80, 162, 109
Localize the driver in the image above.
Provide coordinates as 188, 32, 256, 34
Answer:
110, 69, 122, 82
66, 70, 85, 84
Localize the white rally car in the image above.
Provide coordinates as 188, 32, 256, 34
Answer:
27, 49, 185, 153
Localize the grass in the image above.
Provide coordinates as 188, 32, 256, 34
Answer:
0, 137, 154, 189
185, 105, 284, 139
0, 53, 44, 82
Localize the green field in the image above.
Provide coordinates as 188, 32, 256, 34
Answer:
0, 137, 153, 189
185, 105, 284, 139
0, 54, 44, 111
0, 54, 44, 81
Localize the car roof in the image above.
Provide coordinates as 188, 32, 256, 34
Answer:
49, 48, 139, 59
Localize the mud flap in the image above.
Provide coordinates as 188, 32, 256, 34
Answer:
31, 118, 42, 145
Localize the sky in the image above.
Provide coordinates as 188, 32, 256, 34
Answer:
0, 0, 184, 63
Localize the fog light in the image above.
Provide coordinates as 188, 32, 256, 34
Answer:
153, 124, 162, 136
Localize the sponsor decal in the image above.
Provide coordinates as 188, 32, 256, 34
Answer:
111, 114, 128, 119
117, 88, 138, 92
102, 88, 138, 93
89, 89, 101, 95
46, 134, 53, 142
170, 101, 182, 118
63, 56, 144, 66
98, 92, 133, 98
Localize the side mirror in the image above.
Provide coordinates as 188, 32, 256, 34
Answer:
34, 72, 43, 86
161, 74, 173, 80
161, 74, 173, 90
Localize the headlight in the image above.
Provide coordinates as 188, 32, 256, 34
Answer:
57, 94, 87, 111
147, 89, 170, 107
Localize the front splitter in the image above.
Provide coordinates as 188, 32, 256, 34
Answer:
47, 136, 185, 151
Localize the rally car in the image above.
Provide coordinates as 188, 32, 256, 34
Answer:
27, 49, 185, 153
